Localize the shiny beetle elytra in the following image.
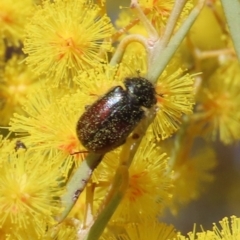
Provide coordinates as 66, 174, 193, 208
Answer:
76, 77, 156, 154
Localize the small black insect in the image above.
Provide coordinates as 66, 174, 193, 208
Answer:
15, 140, 27, 151
76, 77, 156, 154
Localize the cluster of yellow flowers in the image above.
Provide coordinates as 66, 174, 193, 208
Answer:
0, 0, 240, 239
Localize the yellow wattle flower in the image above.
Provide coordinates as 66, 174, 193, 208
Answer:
139, 0, 174, 30
0, 39, 5, 61
44, 218, 80, 240
196, 60, 240, 144
170, 145, 217, 214
0, 0, 33, 46
213, 216, 240, 239
115, 9, 148, 38
153, 67, 195, 140
114, 0, 192, 46
176, 215, 240, 240
0, 55, 38, 125
112, 135, 172, 222
8, 85, 88, 177
100, 219, 177, 240
176, 230, 215, 240
0, 150, 64, 239
74, 64, 122, 96
24, 0, 114, 86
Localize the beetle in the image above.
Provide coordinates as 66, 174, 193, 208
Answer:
76, 77, 156, 154
15, 140, 27, 151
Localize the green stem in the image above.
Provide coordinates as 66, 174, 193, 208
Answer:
130, 0, 159, 40
160, 0, 187, 48
147, 0, 206, 83
83, 166, 129, 240
83, 183, 95, 227
110, 34, 148, 66
57, 153, 103, 222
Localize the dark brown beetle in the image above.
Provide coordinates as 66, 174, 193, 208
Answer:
76, 77, 156, 154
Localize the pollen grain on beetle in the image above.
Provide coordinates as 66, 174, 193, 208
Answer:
23, 0, 114, 86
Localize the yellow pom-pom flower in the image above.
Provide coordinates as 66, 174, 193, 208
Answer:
0, 135, 14, 160
176, 215, 240, 240
0, 150, 64, 239
170, 146, 217, 214
44, 218, 80, 240
212, 216, 240, 239
176, 230, 215, 240
0, 39, 5, 61
9, 64, 123, 180
112, 136, 172, 222
139, 0, 174, 30
122, 220, 177, 240
153, 67, 195, 140
0, 55, 38, 125
115, 0, 193, 36
0, 0, 33, 46
100, 220, 177, 240
196, 60, 240, 144
24, 0, 114, 86
8, 85, 88, 176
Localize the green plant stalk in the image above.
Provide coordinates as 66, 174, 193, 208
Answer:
131, 0, 159, 40
57, 153, 103, 222
160, 0, 187, 48
147, 0, 206, 83
221, 0, 240, 62
83, 166, 129, 240
109, 34, 148, 66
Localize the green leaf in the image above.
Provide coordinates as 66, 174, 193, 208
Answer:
221, 0, 240, 61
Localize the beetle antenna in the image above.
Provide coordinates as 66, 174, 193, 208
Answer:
70, 151, 88, 155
